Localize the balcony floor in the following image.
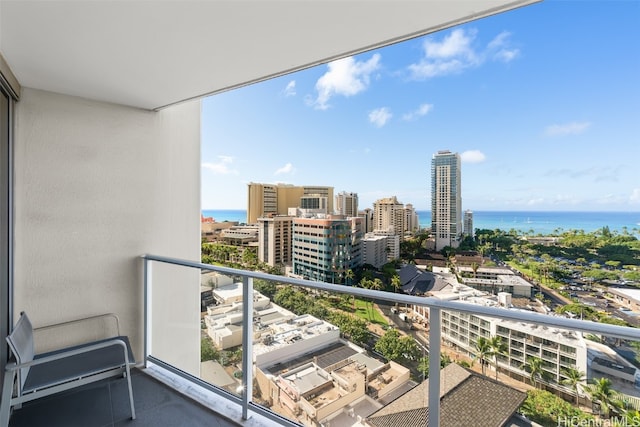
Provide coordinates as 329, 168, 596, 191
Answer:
8, 368, 245, 427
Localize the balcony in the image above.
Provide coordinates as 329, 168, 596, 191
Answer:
4, 255, 640, 426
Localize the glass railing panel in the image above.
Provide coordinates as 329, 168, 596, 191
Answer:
251, 283, 429, 426
147, 261, 202, 376
143, 255, 640, 427
199, 268, 246, 397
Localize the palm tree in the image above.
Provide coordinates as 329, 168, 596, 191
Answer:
471, 262, 479, 279
345, 269, 354, 286
369, 278, 383, 321
561, 367, 586, 405
355, 277, 368, 311
475, 337, 492, 376
391, 274, 401, 293
584, 377, 624, 418
488, 336, 507, 380
521, 356, 545, 389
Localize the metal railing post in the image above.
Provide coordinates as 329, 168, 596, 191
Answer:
428, 307, 441, 427
241, 275, 254, 420
143, 258, 152, 367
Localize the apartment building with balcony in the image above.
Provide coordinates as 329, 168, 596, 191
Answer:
372, 196, 417, 241
440, 297, 588, 387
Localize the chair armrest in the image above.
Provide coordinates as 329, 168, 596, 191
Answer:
5, 338, 132, 372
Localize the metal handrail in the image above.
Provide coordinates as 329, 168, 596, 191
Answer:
142, 254, 640, 340
142, 253, 640, 427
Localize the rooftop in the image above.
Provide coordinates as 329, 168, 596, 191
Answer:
366, 364, 526, 427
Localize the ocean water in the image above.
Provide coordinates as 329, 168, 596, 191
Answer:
202, 209, 640, 235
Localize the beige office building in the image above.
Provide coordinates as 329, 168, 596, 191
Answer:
247, 183, 334, 223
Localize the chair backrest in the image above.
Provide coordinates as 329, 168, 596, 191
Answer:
6, 312, 35, 393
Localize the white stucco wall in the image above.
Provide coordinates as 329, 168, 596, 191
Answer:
13, 88, 201, 374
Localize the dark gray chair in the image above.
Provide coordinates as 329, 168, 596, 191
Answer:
0, 312, 136, 426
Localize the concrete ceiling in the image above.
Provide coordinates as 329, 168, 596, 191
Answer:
0, 0, 538, 110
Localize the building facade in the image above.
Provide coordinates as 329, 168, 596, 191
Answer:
372, 196, 416, 240
292, 216, 363, 284
431, 150, 462, 251
361, 234, 389, 268
335, 191, 358, 217
258, 215, 294, 267
247, 183, 334, 224
358, 208, 374, 233
441, 306, 587, 387
464, 209, 474, 238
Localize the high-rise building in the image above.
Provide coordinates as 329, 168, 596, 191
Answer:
464, 209, 474, 238
431, 150, 462, 250
358, 208, 374, 233
292, 216, 362, 283
372, 196, 417, 239
258, 215, 294, 267
247, 183, 334, 223
403, 203, 420, 234
300, 195, 328, 212
361, 234, 388, 269
373, 196, 404, 235
335, 191, 358, 216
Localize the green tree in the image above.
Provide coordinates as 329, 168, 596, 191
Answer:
375, 329, 419, 363
345, 269, 354, 286
417, 353, 452, 380
521, 356, 546, 389
488, 336, 507, 380
201, 337, 219, 362
391, 274, 401, 293
475, 336, 492, 376
519, 389, 594, 426
561, 367, 585, 405
583, 377, 624, 418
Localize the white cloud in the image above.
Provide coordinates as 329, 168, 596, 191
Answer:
460, 150, 486, 163
202, 156, 238, 175
369, 107, 392, 128
526, 198, 546, 206
630, 188, 640, 204
312, 54, 381, 110
544, 121, 592, 136
408, 28, 519, 79
403, 103, 434, 121
488, 31, 520, 63
274, 163, 295, 175
283, 80, 296, 97
408, 28, 479, 79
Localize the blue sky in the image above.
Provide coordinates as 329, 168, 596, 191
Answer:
201, 1, 640, 212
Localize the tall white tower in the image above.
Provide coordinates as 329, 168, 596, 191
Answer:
431, 150, 462, 251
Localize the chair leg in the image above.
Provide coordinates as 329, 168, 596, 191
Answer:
124, 365, 136, 420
